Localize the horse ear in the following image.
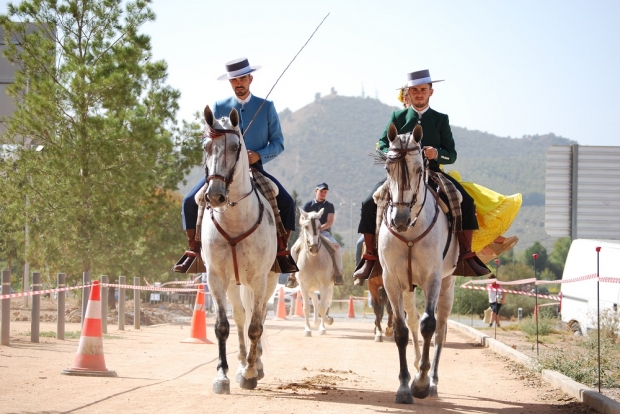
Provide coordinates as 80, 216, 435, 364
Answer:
387, 123, 398, 142
204, 105, 214, 127
318, 207, 324, 217
412, 124, 423, 143
229, 108, 239, 127
299, 207, 308, 218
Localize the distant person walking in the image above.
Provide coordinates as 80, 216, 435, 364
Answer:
488, 278, 504, 327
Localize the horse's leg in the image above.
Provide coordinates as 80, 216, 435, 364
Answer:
302, 284, 312, 337
226, 284, 248, 384
404, 289, 420, 371
412, 273, 442, 399
370, 280, 384, 342
210, 278, 231, 394
239, 286, 266, 390
317, 283, 333, 335
384, 281, 413, 404
385, 288, 394, 338
428, 276, 455, 397
256, 272, 278, 379
309, 290, 320, 327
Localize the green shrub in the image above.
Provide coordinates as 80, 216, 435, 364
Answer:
520, 316, 556, 336
536, 337, 620, 388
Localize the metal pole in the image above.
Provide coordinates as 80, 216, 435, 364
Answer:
101, 275, 108, 334
31, 272, 40, 343
470, 278, 474, 327
1, 270, 11, 346
57, 273, 65, 340
533, 254, 539, 356
81, 271, 90, 328
596, 246, 601, 393
118, 276, 125, 330
495, 259, 499, 339
133, 277, 140, 330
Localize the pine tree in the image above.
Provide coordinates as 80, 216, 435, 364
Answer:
0, 0, 203, 281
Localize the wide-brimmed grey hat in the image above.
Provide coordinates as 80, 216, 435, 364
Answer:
217, 58, 262, 81
406, 69, 444, 87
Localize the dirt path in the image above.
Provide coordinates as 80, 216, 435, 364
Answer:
0, 315, 596, 413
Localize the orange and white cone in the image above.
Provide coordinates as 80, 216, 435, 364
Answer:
274, 287, 288, 320
347, 296, 356, 318
62, 280, 117, 377
295, 291, 304, 317
182, 285, 213, 344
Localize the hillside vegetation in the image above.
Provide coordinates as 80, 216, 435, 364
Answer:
181, 93, 576, 253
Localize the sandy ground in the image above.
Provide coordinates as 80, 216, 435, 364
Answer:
0, 314, 597, 414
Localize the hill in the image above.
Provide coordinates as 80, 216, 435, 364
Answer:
181, 93, 576, 254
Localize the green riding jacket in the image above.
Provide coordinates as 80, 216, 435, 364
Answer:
377, 107, 457, 171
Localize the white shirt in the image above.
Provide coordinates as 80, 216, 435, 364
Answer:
412, 106, 430, 117
235, 93, 252, 105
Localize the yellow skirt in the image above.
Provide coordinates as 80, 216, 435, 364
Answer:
447, 171, 522, 253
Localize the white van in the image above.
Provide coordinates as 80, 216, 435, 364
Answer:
560, 239, 620, 335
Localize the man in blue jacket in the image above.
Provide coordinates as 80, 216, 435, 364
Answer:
174, 58, 298, 274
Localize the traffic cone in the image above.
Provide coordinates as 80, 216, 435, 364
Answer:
347, 296, 356, 318
295, 291, 304, 317
182, 285, 213, 344
62, 280, 117, 377
274, 286, 288, 320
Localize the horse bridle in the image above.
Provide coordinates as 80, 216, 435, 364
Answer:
303, 217, 322, 252
203, 125, 254, 208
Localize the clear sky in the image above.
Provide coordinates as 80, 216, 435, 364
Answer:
3, 0, 620, 146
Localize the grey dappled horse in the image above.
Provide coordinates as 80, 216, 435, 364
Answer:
200, 106, 279, 394
378, 123, 459, 404
291, 208, 335, 336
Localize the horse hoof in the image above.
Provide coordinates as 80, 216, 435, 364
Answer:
374, 335, 383, 342
412, 383, 430, 399
326, 317, 334, 325
213, 378, 231, 395
385, 328, 394, 337
319, 329, 326, 335
429, 385, 438, 398
257, 369, 265, 381
239, 375, 258, 390
395, 390, 414, 404
304, 330, 312, 337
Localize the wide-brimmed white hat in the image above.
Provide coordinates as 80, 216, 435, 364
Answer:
405, 69, 444, 87
217, 58, 262, 81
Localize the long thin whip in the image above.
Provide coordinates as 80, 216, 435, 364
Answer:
243, 12, 330, 136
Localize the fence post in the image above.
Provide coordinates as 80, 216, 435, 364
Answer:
101, 275, 108, 334
81, 271, 91, 328
57, 273, 66, 340
118, 276, 125, 331
134, 277, 140, 330
1, 270, 10, 346
31, 272, 41, 343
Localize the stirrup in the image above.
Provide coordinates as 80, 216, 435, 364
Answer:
352, 254, 376, 280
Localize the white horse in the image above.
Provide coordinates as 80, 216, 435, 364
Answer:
200, 106, 279, 394
292, 208, 335, 336
378, 123, 459, 404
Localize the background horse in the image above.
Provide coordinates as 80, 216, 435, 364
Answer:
356, 236, 394, 342
292, 208, 335, 336
378, 123, 459, 404
368, 276, 394, 342
200, 106, 278, 394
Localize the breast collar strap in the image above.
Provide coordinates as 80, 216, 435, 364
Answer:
210, 185, 264, 286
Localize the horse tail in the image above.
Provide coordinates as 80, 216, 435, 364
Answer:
240, 285, 255, 347
380, 286, 389, 309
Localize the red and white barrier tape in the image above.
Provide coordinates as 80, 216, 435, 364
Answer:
460, 284, 560, 301
0, 282, 210, 300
